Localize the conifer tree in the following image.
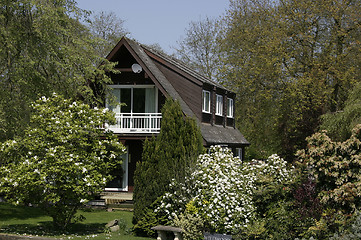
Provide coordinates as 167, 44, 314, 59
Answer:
133, 98, 203, 233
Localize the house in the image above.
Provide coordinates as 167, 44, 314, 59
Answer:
103, 37, 249, 193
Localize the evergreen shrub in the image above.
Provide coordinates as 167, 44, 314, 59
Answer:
132, 98, 203, 236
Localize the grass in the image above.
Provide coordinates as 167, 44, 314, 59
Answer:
0, 203, 153, 240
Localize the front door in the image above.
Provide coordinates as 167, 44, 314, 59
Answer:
105, 147, 129, 191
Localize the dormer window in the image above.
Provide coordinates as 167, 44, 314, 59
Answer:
202, 90, 211, 113
216, 94, 223, 116
227, 98, 234, 118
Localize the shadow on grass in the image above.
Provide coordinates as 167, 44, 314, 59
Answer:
0, 203, 47, 221
1, 222, 109, 237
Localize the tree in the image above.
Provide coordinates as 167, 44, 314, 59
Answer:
132, 98, 204, 236
0, 0, 114, 142
219, 0, 285, 159
0, 93, 125, 229
320, 82, 361, 141
175, 17, 222, 80
218, 0, 361, 160
87, 11, 129, 57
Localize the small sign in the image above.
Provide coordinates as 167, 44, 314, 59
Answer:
204, 232, 232, 240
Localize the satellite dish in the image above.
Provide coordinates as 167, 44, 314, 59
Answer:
131, 64, 142, 73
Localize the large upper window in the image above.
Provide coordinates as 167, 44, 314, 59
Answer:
107, 85, 157, 114
216, 94, 223, 116
202, 90, 211, 113
227, 98, 234, 118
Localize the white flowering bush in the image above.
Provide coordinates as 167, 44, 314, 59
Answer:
158, 146, 257, 234
252, 154, 295, 184
0, 93, 125, 229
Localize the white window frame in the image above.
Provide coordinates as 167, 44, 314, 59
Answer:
227, 98, 234, 118
235, 148, 243, 160
216, 94, 223, 116
107, 85, 158, 113
202, 90, 211, 113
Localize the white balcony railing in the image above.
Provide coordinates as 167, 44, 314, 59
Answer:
106, 113, 162, 133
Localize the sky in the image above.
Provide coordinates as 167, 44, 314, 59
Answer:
75, 0, 230, 54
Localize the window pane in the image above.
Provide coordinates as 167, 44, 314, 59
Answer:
216, 95, 223, 115
203, 91, 210, 113
108, 89, 121, 113
227, 98, 234, 117
120, 88, 131, 113
133, 88, 146, 113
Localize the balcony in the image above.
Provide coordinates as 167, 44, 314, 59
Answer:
106, 113, 162, 134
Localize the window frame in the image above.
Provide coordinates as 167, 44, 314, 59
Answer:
202, 90, 211, 113
227, 98, 234, 118
107, 85, 158, 113
235, 148, 243, 160
216, 94, 223, 116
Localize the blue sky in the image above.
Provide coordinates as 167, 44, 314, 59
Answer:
76, 0, 230, 54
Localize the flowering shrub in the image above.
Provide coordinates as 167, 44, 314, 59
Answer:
0, 93, 125, 229
158, 146, 257, 234
297, 124, 361, 212
253, 154, 295, 184
158, 147, 297, 236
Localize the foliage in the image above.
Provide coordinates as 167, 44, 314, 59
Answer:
237, 154, 304, 240
293, 179, 322, 221
297, 124, 361, 213
0, 0, 115, 141
0, 94, 125, 229
132, 98, 203, 234
173, 212, 204, 240
330, 211, 361, 240
215, 0, 361, 161
87, 10, 129, 58
132, 197, 168, 238
321, 82, 361, 142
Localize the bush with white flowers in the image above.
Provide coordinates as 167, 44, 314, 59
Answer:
157, 147, 296, 236
0, 93, 125, 229
252, 154, 295, 184
158, 146, 257, 234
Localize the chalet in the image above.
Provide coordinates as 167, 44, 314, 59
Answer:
103, 37, 249, 193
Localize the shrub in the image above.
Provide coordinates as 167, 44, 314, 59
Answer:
297, 124, 361, 213
159, 146, 257, 234
132, 98, 203, 235
0, 93, 125, 229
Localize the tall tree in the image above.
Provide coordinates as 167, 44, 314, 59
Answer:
219, 0, 361, 160
87, 11, 129, 57
220, 0, 285, 159
175, 17, 222, 80
0, 0, 113, 141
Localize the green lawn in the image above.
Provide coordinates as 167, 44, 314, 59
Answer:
0, 203, 153, 240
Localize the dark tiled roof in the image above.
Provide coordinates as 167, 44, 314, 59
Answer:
200, 124, 250, 146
